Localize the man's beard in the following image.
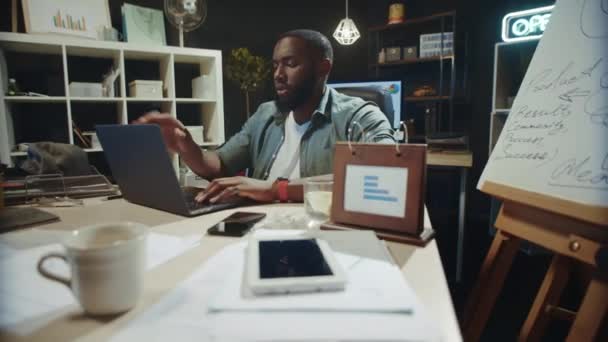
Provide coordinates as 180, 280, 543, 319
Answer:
275, 75, 316, 112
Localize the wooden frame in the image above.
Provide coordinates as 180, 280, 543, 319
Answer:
12, 0, 18, 32
482, 181, 608, 228
463, 186, 608, 342
330, 142, 427, 237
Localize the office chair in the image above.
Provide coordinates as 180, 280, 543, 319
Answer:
335, 86, 395, 127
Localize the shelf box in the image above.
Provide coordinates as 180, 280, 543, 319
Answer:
129, 80, 163, 99
192, 74, 216, 100
124, 52, 172, 99
174, 57, 217, 99
419, 32, 454, 58
69, 82, 103, 98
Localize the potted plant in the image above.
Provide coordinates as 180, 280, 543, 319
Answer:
225, 48, 271, 118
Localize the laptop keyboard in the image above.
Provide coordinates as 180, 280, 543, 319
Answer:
182, 188, 239, 214
184, 190, 205, 209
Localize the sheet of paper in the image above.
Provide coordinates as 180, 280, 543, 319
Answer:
208, 233, 417, 313
478, 0, 608, 207
146, 233, 202, 269
0, 233, 201, 331
112, 231, 440, 341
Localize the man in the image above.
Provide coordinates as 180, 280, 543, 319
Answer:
137, 29, 394, 203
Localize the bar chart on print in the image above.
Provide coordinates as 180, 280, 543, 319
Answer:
344, 165, 408, 218
52, 10, 87, 31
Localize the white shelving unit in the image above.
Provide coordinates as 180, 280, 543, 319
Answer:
489, 39, 538, 153
489, 39, 545, 255
0, 32, 225, 168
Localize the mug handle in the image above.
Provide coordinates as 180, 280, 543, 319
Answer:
37, 253, 71, 288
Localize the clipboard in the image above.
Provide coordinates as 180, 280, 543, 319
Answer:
322, 141, 432, 245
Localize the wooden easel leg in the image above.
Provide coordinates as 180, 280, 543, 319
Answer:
518, 255, 571, 342
566, 273, 608, 342
12, 0, 18, 33
463, 230, 521, 342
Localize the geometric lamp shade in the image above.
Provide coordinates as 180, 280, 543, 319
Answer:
333, 18, 361, 45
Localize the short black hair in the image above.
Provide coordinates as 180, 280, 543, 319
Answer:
278, 29, 334, 62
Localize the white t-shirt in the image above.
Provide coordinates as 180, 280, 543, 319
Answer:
267, 111, 311, 180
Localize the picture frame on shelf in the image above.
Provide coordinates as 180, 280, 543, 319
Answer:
403, 46, 417, 60
22, 0, 111, 40
385, 47, 401, 62
121, 3, 167, 46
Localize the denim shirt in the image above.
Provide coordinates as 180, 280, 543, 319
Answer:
216, 87, 395, 180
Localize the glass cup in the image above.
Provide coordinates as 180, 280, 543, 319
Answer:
303, 178, 333, 230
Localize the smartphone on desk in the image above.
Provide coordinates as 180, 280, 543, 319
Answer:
207, 212, 267, 237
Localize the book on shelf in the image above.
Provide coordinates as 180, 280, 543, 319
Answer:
72, 120, 91, 148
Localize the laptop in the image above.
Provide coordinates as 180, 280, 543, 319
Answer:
96, 124, 241, 217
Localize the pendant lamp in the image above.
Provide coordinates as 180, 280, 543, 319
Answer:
333, 0, 360, 45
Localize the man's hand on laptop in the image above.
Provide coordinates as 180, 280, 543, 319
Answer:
195, 177, 275, 204
134, 113, 195, 155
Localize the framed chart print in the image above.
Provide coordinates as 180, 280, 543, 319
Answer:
322, 142, 433, 245
22, 0, 111, 40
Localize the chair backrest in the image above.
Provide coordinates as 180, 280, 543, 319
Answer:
335, 86, 395, 127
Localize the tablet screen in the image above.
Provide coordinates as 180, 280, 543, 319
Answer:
259, 239, 333, 279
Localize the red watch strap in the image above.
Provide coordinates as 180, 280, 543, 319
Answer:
277, 179, 289, 202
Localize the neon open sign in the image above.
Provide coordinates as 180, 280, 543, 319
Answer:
502, 5, 554, 42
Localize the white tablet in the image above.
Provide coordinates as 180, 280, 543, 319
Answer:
245, 234, 347, 295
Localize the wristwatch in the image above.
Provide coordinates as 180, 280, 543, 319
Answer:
276, 177, 289, 203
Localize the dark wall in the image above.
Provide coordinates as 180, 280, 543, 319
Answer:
1, 0, 554, 228
107, 0, 371, 136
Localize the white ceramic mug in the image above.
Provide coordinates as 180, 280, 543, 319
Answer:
37, 222, 147, 315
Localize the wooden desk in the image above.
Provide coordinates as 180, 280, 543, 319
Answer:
427, 151, 473, 168
427, 150, 473, 283
0, 200, 462, 341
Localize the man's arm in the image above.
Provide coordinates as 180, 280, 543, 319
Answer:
282, 174, 333, 202
135, 113, 225, 179
178, 135, 225, 180
194, 174, 333, 204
